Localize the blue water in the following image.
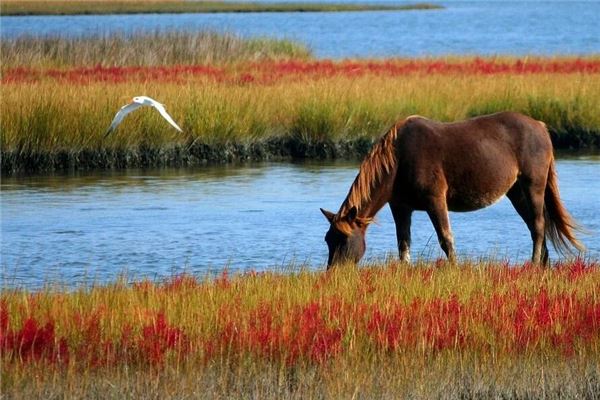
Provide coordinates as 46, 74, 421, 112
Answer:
1, 1, 599, 58
2, 157, 599, 288
2, 2, 599, 289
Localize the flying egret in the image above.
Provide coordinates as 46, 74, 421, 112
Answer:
104, 96, 183, 137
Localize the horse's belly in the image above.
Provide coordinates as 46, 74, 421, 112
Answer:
447, 190, 506, 212
446, 166, 518, 212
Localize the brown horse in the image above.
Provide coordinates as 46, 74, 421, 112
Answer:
321, 111, 583, 267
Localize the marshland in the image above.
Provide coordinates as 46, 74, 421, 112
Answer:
2, 32, 599, 172
2, 260, 599, 399
0, 0, 443, 15
1, 1, 600, 398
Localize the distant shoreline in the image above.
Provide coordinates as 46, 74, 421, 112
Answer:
0, 1, 444, 16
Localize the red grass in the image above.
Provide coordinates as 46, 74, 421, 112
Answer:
3, 58, 600, 84
139, 312, 188, 365
0, 312, 70, 364
1, 261, 599, 369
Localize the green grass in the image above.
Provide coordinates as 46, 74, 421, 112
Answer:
0, 1, 444, 16
0, 31, 312, 68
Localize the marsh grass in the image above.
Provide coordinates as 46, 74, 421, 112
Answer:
2, 72, 600, 172
4, 357, 599, 399
0, 0, 443, 16
1, 259, 599, 399
0, 31, 312, 68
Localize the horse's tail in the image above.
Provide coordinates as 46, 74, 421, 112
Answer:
544, 159, 585, 255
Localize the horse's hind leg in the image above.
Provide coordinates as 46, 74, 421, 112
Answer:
506, 181, 549, 265
390, 204, 413, 262
426, 196, 456, 262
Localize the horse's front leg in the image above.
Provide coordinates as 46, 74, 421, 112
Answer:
390, 204, 413, 262
426, 196, 456, 262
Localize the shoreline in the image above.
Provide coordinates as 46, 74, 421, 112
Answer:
0, 1, 443, 16
1, 137, 374, 174
3, 131, 599, 175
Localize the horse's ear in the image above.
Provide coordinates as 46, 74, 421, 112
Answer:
320, 208, 335, 223
346, 206, 358, 222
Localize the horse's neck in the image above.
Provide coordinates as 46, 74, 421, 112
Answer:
338, 122, 401, 219
338, 160, 396, 219
339, 171, 394, 219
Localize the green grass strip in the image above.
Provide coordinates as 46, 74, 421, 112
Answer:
0, 1, 444, 16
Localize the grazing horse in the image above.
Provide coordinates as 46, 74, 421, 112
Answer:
321, 111, 583, 267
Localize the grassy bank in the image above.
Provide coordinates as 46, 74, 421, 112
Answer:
2, 62, 600, 173
0, 0, 443, 16
0, 31, 312, 68
2, 259, 599, 398
2, 34, 599, 172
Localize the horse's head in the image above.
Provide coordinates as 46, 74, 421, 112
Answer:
320, 206, 371, 269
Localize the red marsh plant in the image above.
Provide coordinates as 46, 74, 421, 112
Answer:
3, 58, 600, 85
1, 260, 599, 370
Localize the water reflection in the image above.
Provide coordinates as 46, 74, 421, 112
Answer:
1, 164, 270, 192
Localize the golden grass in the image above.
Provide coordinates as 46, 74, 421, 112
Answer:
2, 51, 599, 172
2, 73, 599, 151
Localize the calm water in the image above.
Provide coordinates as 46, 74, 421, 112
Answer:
2, 157, 599, 288
1, 1, 599, 58
2, 1, 599, 288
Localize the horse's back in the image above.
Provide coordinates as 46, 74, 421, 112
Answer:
447, 112, 553, 178
394, 112, 553, 211
404, 111, 548, 147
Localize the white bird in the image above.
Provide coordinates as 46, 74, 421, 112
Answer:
104, 96, 183, 137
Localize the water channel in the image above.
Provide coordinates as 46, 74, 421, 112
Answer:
2, 156, 599, 288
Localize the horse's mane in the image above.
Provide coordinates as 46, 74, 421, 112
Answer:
338, 120, 402, 216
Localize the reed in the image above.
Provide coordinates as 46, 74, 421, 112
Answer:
0, 31, 312, 68
2, 67, 600, 172
2, 259, 599, 399
0, 0, 443, 16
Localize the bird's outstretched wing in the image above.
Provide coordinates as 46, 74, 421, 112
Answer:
152, 102, 183, 132
104, 97, 183, 137
104, 102, 143, 137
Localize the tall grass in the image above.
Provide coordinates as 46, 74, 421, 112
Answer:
0, 0, 443, 16
1, 259, 599, 398
0, 31, 312, 68
2, 70, 600, 172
